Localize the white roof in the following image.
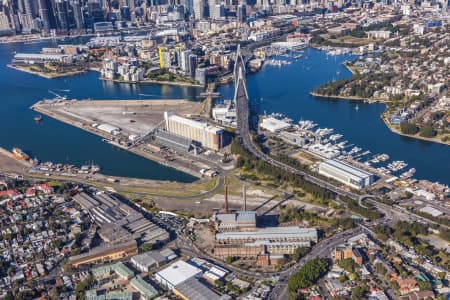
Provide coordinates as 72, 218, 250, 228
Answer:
260, 117, 291, 132
320, 159, 373, 181
216, 227, 317, 241
14, 53, 69, 59
167, 113, 223, 134
156, 260, 202, 287
97, 123, 120, 133
209, 266, 228, 278
419, 205, 443, 217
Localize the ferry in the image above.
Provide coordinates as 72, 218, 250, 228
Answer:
12, 148, 29, 161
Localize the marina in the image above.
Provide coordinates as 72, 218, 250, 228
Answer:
218, 48, 450, 185
0, 41, 448, 184
262, 111, 414, 181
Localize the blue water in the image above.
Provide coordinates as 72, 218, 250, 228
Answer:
219, 48, 449, 185
0, 42, 448, 184
0, 40, 199, 182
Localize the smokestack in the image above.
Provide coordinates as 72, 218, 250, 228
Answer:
224, 185, 229, 213
243, 185, 247, 211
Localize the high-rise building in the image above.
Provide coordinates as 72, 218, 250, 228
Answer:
37, 0, 51, 32
188, 54, 197, 78
164, 111, 224, 150
128, 0, 136, 22
179, 49, 191, 72
193, 0, 204, 20
210, 3, 224, 19
54, 0, 69, 33
158, 47, 171, 69
237, 3, 246, 22
70, 0, 83, 30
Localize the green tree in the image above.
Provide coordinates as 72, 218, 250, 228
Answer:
287, 258, 329, 293
139, 243, 154, 252
418, 280, 432, 291
292, 247, 311, 261
351, 285, 368, 300
338, 258, 357, 273
419, 125, 436, 138
400, 122, 419, 135
225, 256, 236, 264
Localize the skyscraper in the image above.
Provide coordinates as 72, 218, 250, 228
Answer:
54, 0, 69, 33
128, 0, 136, 22
37, 0, 51, 32
193, 0, 204, 20
70, 0, 83, 30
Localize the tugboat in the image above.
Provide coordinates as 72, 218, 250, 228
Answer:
34, 115, 42, 122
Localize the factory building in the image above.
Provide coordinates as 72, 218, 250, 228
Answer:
213, 227, 317, 259
155, 260, 202, 290
318, 159, 374, 190
210, 211, 257, 232
164, 111, 224, 151
174, 278, 223, 300
69, 240, 138, 267
130, 249, 177, 272
215, 227, 318, 244
73, 192, 169, 245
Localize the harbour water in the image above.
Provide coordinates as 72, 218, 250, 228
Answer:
0, 40, 200, 182
218, 48, 450, 185
0, 42, 448, 184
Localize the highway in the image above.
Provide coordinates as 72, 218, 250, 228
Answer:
232, 47, 448, 299
233, 48, 360, 203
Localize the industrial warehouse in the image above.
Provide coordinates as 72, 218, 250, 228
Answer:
163, 111, 224, 151
69, 240, 138, 268
318, 159, 374, 190
210, 208, 318, 263
73, 192, 169, 245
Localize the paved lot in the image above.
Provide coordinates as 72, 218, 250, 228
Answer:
36, 99, 201, 136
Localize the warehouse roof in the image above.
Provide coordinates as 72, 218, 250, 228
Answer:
165, 112, 223, 134
212, 211, 256, 224
174, 278, 222, 300
419, 205, 443, 217
216, 227, 317, 241
130, 276, 159, 298
97, 123, 120, 134
260, 117, 291, 133
156, 260, 202, 287
320, 159, 373, 180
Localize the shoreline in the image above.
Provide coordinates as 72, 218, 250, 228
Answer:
7, 64, 87, 79
31, 103, 203, 179
380, 114, 450, 147
311, 91, 449, 147
99, 77, 203, 87
309, 91, 387, 103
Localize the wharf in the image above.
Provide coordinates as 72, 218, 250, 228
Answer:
31, 99, 208, 178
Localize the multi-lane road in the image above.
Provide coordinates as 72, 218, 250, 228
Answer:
232, 51, 449, 299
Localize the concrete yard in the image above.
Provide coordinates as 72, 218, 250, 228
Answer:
33, 99, 201, 136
